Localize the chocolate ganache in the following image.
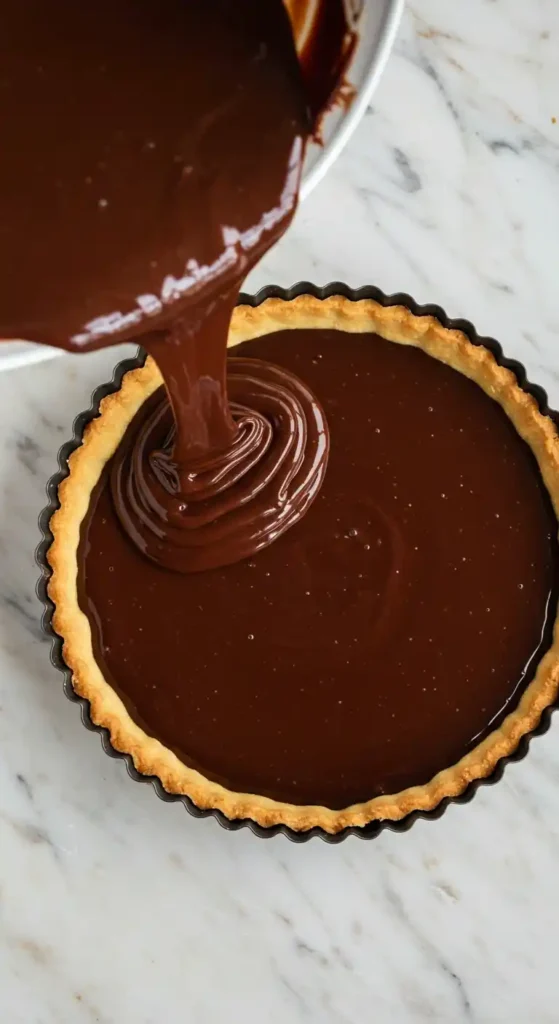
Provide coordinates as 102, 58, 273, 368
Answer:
1, 0, 342, 570
80, 329, 558, 808
6, 1, 559, 815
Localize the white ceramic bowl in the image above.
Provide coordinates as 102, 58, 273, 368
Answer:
0, 0, 403, 372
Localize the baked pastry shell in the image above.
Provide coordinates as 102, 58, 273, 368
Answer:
37, 283, 559, 842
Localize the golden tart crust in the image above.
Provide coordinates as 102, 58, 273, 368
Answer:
47, 295, 559, 833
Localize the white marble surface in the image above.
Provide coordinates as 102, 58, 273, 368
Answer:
1, 1, 559, 1020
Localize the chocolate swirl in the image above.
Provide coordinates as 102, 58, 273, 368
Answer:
111, 357, 330, 573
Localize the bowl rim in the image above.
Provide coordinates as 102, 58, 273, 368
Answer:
36, 281, 559, 842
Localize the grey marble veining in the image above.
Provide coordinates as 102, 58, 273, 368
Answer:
1, 2, 559, 1021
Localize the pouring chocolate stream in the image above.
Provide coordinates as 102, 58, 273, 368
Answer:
0, 0, 343, 570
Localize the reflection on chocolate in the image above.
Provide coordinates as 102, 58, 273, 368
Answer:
0, 0, 310, 349
80, 330, 558, 809
285, 0, 353, 119
111, 356, 329, 573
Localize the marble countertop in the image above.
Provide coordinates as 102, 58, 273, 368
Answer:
2, 1, 559, 1020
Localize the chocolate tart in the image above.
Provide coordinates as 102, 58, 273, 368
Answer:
38, 285, 559, 839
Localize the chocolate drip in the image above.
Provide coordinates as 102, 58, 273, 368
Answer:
285, 0, 353, 118
111, 356, 329, 572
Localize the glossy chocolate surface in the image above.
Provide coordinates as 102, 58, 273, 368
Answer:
286, 0, 352, 119
0, 0, 310, 349
80, 329, 558, 808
